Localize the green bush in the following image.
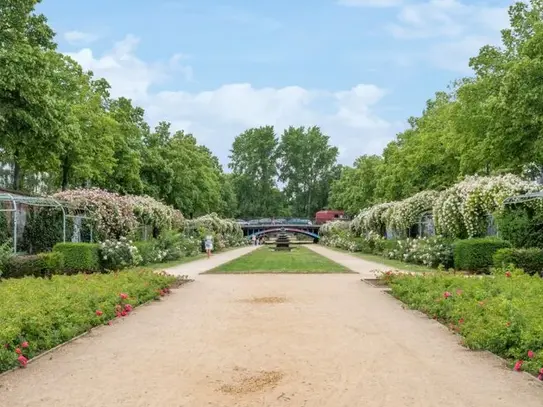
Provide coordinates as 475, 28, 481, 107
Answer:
134, 240, 158, 265
493, 248, 543, 276
3, 255, 46, 278
453, 238, 511, 273
38, 252, 65, 277
21, 208, 72, 254
385, 268, 543, 377
495, 207, 543, 249
53, 243, 101, 273
0, 242, 13, 277
0, 270, 176, 372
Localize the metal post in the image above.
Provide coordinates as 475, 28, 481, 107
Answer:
53, 199, 67, 243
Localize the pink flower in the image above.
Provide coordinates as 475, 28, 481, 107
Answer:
539, 368, 543, 380
124, 304, 132, 312
21, 341, 29, 349
95, 310, 103, 316
15, 348, 22, 355
505, 271, 512, 278
443, 291, 452, 299
514, 360, 523, 371
108, 321, 113, 326
121, 311, 127, 317
528, 350, 535, 359
18, 355, 28, 368
119, 293, 128, 300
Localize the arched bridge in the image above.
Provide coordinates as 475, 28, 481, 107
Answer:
240, 223, 321, 240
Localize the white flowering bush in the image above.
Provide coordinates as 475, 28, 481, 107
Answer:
100, 237, 142, 270
388, 191, 440, 237
384, 236, 453, 268
127, 195, 184, 232
183, 213, 245, 249
320, 220, 351, 236
351, 202, 395, 236
433, 175, 540, 238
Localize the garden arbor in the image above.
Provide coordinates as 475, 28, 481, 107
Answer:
0, 193, 92, 253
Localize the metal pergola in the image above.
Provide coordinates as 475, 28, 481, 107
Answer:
503, 191, 543, 205
0, 193, 92, 253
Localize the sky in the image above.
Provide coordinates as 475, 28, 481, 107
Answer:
37, 0, 514, 167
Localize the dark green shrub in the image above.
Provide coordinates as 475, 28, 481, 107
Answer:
453, 237, 511, 273
495, 207, 543, 249
53, 243, 100, 273
21, 207, 72, 254
493, 248, 543, 276
0, 211, 9, 245
3, 255, 46, 278
38, 252, 65, 277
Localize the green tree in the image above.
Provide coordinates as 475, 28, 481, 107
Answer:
228, 126, 283, 218
278, 126, 339, 218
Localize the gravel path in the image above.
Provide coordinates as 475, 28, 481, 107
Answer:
1, 246, 542, 407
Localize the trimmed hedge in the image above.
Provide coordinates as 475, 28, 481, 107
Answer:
493, 248, 543, 276
53, 243, 101, 273
453, 237, 511, 273
2, 252, 66, 279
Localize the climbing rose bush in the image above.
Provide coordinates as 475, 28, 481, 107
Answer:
433, 175, 539, 238
388, 191, 439, 237
351, 202, 395, 236
320, 220, 350, 236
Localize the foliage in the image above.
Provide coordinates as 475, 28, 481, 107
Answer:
493, 248, 543, 276
433, 175, 538, 239
453, 238, 512, 273
495, 206, 543, 249
0, 242, 13, 277
21, 207, 67, 254
3, 255, 47, 279
0, 270, 175, 372
183, 213, 246, 250
0, 211, 9, 244
37, 252, 65, 277
100, 237, 142, 271
388, 190, 439, 237
53, 243, 101, 273
319, 220, 351, 237
278, 126, 340, 218
133, 241, 165, 265
384, 269, 543, 377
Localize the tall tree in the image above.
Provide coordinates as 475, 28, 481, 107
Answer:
228, 126, 283, 218
278, 126, 338, 218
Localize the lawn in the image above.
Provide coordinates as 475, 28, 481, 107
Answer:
207, 246, 351, 273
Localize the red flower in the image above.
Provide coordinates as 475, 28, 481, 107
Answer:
514, 360, 523, 371
17, 355, 28, 368
116, 312, 122, 318
21, 341, 29, 348
15, 348, 22, 355
443, 291, 452, 299
159, 290, 165, 297
124, 304, 132, 312
458, 318, 464, 324
528, 350, 535, 359
538, 374, 543, 381
119, 293, 128, 300
505, 271, 512, 278
95, 310, 103, 316
121, 311, 127, 317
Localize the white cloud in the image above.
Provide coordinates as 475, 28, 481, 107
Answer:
67, 36, 401, 166
338, 0, 404, 6
64, 30, 99, 45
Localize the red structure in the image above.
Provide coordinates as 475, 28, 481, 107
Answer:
315, 210, 345, 225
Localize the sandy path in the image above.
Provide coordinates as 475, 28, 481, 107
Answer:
1, 247, 542, 406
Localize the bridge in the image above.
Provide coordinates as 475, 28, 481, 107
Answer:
240, 223, 321, 240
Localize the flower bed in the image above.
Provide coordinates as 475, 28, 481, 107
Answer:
383, 268, 543, 378
0, 270, 177, 373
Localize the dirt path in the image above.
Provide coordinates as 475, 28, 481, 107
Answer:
1, 247, 542, 406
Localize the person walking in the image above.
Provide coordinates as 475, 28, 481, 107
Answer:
205, 235, 213, 259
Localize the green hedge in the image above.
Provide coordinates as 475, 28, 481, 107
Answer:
453, 238, 511, 273
53, 243, 101, 273
2, 252, 66, 279
493, 248, 543, 276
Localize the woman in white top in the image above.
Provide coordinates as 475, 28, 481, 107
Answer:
205, 235, 213, 259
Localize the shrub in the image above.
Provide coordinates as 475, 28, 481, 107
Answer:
384, 269, 543, 377
453, 237, 511, 273
3, 255, 46, 278
53, 243, 101, 273
100, 237, 142, 270
21, 207, 69, 254
495, 207, 543, 249
38, 252, 65, 277
0, 270, 176, 372
0, 242, 13, 277
493, 248, 543, 276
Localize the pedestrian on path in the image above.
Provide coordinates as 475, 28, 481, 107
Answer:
205, 235, 213, 258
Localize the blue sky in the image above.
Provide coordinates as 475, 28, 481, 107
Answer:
38, 0, 514, 166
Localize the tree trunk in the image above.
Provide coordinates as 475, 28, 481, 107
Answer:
12, 150, 21, 191
61, 155, 70, 191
